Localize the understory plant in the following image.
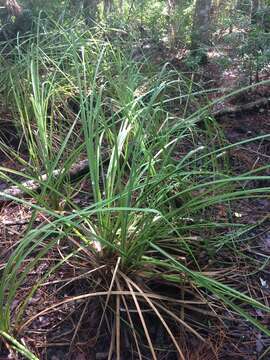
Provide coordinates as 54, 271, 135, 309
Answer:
0, 19, 270, 359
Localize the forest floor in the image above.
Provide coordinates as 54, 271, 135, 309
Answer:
0, 39, 270, 359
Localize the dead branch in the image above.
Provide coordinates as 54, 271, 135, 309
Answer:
0, 159, 89, 202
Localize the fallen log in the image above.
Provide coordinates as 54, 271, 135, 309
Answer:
213, 97, 270, 118
0, 159, 90, 202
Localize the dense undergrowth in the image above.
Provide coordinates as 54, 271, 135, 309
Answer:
0, 16, 270, 359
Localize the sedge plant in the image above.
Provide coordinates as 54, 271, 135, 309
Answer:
0, 19, 270, 359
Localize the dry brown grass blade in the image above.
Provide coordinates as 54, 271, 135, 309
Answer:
186, 332, 225, 360
258, 345, 270, 360
67, 235, 99, 261
68, 300, 89, 354
19, 290, 204, 332
97, 257, 121, 335
108, 319, 116, 360
41, 265, 106, 287
47, 265, 106, 298
116, 291, 121, 360
120, 272, 185, 360
151, 300, 205, 342
123, 278, 157, 360
115, 278, 143, 360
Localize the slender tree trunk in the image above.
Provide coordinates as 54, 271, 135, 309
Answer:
210, 0, 219, 29
191, 0, 212, 50
251, 0, 259, 24
103, 0, 114, 17
167, 0, 179, 46
262, 5, 270, 32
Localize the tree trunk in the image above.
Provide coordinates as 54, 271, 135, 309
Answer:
262, 5, 270, 32
167, 0, 179, 46
236, 0, 251, 14
191, 0, 212, 50
70, 0, 99, 25
0, 0, 22, 16
210, 0, 219, 29
83, 0, 99, 25
251, 0, 259, 24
